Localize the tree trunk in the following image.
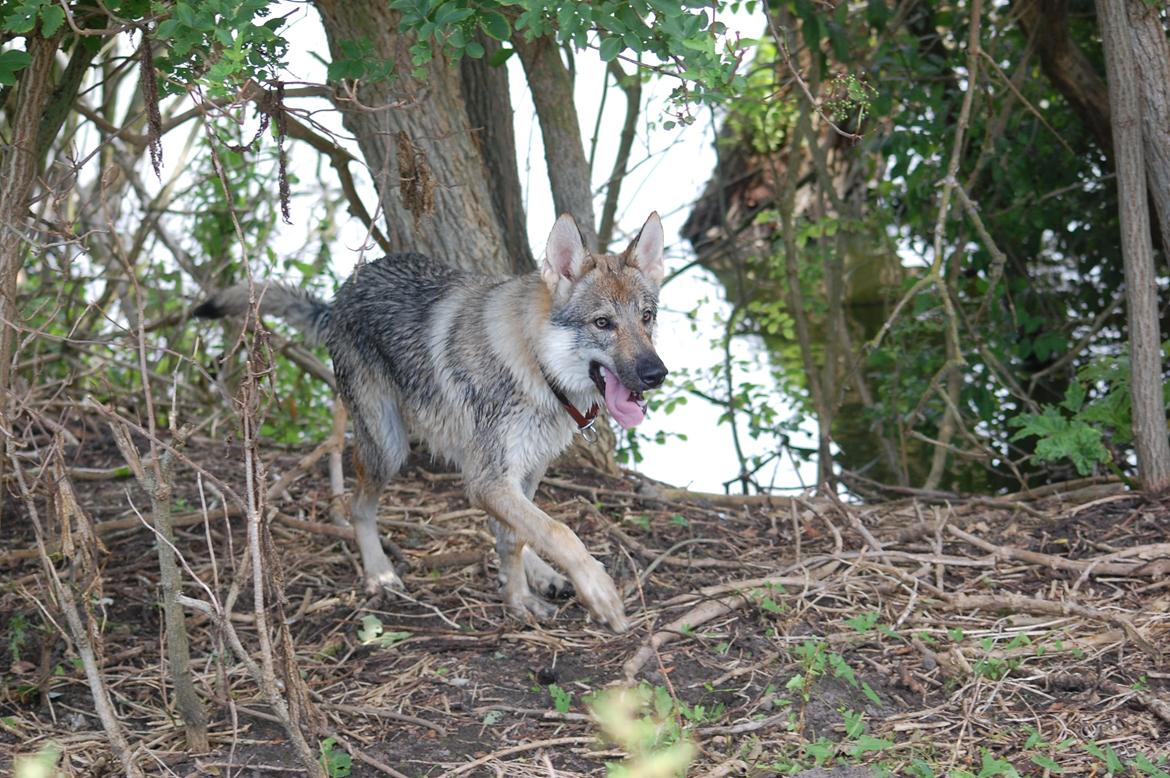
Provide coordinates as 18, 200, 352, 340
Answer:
1127, 0, 1170, 253
513, 35, 598, 250
597, 62, 642, 250
0, 34, 58, 498
1015, 0, 1114, 153
313, 0, 515, 274
1095, 0, 1170, 493
459, 36, 534, 273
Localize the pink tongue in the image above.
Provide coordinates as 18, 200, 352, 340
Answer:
601, 366, 646, 429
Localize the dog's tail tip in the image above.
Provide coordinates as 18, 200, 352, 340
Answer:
191, 297, 224, 319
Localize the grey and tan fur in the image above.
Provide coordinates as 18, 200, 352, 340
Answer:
194, 213, 668, 633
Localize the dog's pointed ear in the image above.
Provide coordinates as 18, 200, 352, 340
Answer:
542, 214, 588, 288
626, 211, 665, 285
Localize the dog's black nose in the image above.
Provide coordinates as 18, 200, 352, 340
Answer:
636, 354, 668, 389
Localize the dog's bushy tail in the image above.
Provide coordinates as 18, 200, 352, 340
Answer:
193, 282, 331, 347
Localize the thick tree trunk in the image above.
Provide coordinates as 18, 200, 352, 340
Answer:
459, 36, 534, 273
0, 34, 58, 480
1127, 0, 1170, 253
513, 35, 599, 250
314, 0, 515, 274
1095, 0, 1170, 493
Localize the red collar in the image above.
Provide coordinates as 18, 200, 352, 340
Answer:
542, 372, 600, 440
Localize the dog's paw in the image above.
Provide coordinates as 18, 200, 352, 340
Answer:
364, 566, 405, 596
572, 561, 629, 634
523, 548, 574, 601
504, 589, 558, 623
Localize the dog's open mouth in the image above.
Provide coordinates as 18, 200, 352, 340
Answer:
589, 361, 647, 429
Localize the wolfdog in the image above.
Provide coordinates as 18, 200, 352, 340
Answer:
194, 213, 668, 633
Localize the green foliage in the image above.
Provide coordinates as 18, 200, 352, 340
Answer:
548, 683, 573, 713
152, 0, 289, 95
382, 0, 748, 118
0, 46, 30, 84
1009, 406, 1109, 477
2, 0, 65, 36
318, 738, 352, 778
7, 613, 29, 662
321, 37, 395, 83
1010, 343, 1170, 476
588, 685, 697, 777
689, 0, 1160, 492
823, 73, 878, 125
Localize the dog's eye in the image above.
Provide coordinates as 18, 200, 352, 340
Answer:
594, 317, 611, 330
642, 310, 653, 323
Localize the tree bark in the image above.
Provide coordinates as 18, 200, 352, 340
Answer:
1126, 0, 1170, 254
1015, 0, 1114, 153
1095, 0, 1170, 493
460, 36, 534, 273
597, 62, 642, 250
313, 0, 514, 274
0, 34, 58, 501
111, 428, 209, 752
513, 34, 598, 250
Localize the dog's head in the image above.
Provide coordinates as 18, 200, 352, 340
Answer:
540, 212, 668, 429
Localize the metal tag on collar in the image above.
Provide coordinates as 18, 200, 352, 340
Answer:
577, 418, 598, 443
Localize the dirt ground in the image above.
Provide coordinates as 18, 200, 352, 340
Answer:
2, 433, 1169, 777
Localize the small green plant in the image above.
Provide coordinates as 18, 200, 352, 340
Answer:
971, 633, 1031, 681
973, 749, 1020, 777
1083, 741, 1124, 774
1010, 343, 1170, 476
627, 514, 651, 531
588, 686, 696, 778
7, 614, 29, 662
13, 744, 61, 778
549, 683, 573, 714
318, 737, 352, 778
355, 615, 411, 648
845, 611, 881, 633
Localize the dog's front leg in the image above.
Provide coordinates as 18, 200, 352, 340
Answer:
471, 482, 628, 633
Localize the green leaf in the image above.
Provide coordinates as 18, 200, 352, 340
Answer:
487, 44, 514, 67
548, 683, 572, 713
319, 737, 352, 778
38, 4, 64, 36
3, 1, 40, 34
598, 36, 623, 62
155, 18, 179, 38
846, 735, 894, 756
1061, 380, 1086, 413
1029, 755, 1061, 773
1084, 742, 1124, 773
479, 11, 510, 40
357, 614, 383, 643
1131, 753, 1170, 778
464, 39, 484, 58
1010, 408, 1110, 475
175, 2, 196, 27
0, 49, 32, 86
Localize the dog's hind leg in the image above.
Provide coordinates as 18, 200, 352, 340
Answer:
488, 469, 572, 619
518, 469, 573, 600
489, 518, 556, 622
349, 397, 410, 595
